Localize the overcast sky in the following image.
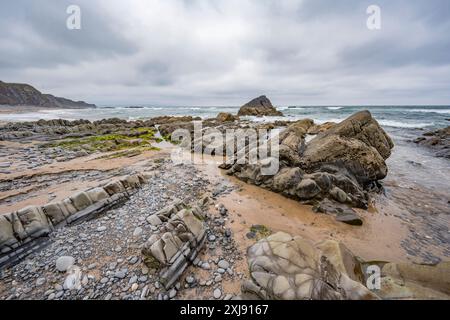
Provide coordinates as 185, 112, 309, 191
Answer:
1, 0, 449, 106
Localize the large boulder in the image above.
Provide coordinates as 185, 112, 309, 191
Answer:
15, 206, 52, 240
301, 111, 394, 184
238, 96, 283, 117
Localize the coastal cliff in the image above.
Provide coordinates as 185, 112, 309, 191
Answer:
0, 81, 96, 109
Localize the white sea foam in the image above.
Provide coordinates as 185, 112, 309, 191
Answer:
326, 107, 343, 110
406, 109, 450, 114
378, 120, 433, 128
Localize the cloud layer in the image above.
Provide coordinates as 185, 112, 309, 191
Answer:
1, 0, 449, 106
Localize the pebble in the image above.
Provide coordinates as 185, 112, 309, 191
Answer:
114, 270, 127, 279
213, 288, 222, 299
36, 278, 46, 287
55, 256, 75, 272
218, 260, 230, 269
96, 226, 107, 232
128, 256, 139, 265
133, 227, 143, 237
201, 262, 211, 270
169, 289, 177, 299
185, 276, 195, 284
129, 276, 138, 285
100, 277, 109, 284
131, 283, 139, 292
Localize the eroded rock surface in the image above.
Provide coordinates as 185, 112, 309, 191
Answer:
241, 232, 450, 300
142, 199, 208, 289
240, 232, 378, 300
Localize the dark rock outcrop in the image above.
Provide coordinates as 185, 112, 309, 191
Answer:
225, 111, 394, 223
0, 81, 96, 109
216, 112, 238, 122
238, 96, 283, 117
414, 126, 450, 159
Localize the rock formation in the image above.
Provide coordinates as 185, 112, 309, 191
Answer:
240, 232, 379, 300
142, 198, 208, 289
225, 111, 394, 225
240, 232, 450, 300
238, 96, 283, 117
216, 112, 238, 122
0, 174, 146, 269
414, 126, 450, 159
0, 81, 96, 109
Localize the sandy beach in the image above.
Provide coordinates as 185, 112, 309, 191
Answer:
0, 104, 448, 300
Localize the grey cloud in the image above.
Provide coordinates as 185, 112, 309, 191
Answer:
0, 0, 449, 105
0, 0, 137, 69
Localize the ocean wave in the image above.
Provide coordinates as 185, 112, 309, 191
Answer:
378, 120, 434, 128
406, 109, 450, 114
287, 106, 305, 110
326, 107, 343, 110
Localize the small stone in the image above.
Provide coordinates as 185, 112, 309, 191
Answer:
129, 276, 138, 285
36, 278, 46, 287
169, 288, 177, 299
100, 277, 109, 284
115, 270, 127, 279
201, 262, 211, 270
185, 276, 195, 284
88, 263, 97, 270
97, 226, 107, 232
218, 260, 230, 269
213, 288, 222, 299
335, 212, 363, 226
246, 232, 256, 239
131, 283, 139, 292
55, 256, 75, 272
128, 256, 139, 265
133, 227, 143, 237
208, 234, 216, 242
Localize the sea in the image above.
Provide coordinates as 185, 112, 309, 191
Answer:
0, 105, 449, 130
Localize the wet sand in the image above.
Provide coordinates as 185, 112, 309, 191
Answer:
194, 157, 410, 264
0, 140, 170, 214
